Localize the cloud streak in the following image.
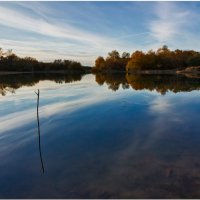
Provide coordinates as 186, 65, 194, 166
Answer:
0, 4, 119, 50
148, 2, 193, 44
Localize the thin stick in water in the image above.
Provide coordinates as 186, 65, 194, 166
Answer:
35, 89, 45, 174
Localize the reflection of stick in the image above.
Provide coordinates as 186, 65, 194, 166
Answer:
35, 89, 44, 174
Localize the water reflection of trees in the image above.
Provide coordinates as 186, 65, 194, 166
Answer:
1, 73, 200, 96
95, 73, 200, 95
95, 73, 129, 91
0, 73, 84, 96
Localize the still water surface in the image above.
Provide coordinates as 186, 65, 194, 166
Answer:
0, 73, 200, 198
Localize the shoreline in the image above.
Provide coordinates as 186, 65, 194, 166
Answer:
0, 70, 90, 75
0, 68, 200, 77
127, 69, 177, 74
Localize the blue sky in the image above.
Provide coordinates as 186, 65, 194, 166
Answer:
0, 1, 200, 66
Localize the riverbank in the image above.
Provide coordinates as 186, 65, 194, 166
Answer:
93, 66, 200, 77
1, 66, 200, 77
0, 70, 91, 75
177, 66, 200, 74
127, 69, 177, 74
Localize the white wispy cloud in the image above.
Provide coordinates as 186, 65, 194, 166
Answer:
0, 38, 100, 64
0, 5, 117, 48
148, 2, 191, 43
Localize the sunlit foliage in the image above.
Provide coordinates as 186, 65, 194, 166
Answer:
93, 50, 130, 72
93, 46, 200, 72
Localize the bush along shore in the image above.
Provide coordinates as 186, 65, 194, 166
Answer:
92, 45, 200, 74
1, 46, 200, 75
0, 48, 91, 73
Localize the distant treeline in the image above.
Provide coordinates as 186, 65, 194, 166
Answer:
93, 45, 200, 72
0, 48, 90, 72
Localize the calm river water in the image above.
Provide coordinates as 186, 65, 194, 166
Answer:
0, 73, 200, 198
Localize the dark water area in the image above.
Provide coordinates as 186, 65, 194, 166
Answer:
0, 73, 200, 198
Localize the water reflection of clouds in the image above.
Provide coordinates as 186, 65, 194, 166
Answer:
0, 76, 149, 163
1, 76, 200, 197
88, 92, 200, 198
150, 97, 172, 113
0, 76, 127, 161
143, 92, 200, 150
0, 98, 91, 133
146, 95, 181, 144
1, 78, 199, 135
0, 82, 126, 134
1, 78, 199, 142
